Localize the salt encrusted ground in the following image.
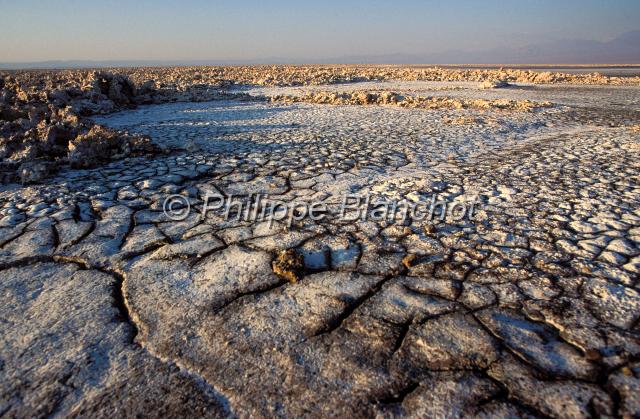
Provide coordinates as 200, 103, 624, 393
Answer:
1, 78, 640, 417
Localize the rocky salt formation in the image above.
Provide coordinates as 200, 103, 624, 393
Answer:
270, 90, 552, 111
0, 72, 155, 183
67, 125, 157, 169
120, 65, 640, 87
479, 79, 511, 89
0, 70, 247, 183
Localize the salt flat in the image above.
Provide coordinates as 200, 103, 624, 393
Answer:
1, 70, 640, 417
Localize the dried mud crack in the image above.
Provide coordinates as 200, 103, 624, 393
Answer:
1, 67, 640, 417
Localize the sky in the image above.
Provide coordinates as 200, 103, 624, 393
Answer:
0, 0, 639, 63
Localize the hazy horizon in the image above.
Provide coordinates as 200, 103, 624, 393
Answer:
1, 0, 639, 66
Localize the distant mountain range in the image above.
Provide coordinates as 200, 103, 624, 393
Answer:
1, 30, 639, 69
327, 30, 640, 65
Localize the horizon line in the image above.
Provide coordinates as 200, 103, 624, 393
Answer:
2, 61, 640, 71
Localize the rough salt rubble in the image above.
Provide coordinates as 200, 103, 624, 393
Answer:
1, 69, 640, 417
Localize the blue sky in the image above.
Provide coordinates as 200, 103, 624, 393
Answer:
0, 0, 639, 62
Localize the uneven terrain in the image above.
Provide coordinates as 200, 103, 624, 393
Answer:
1, 66, 640, 417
